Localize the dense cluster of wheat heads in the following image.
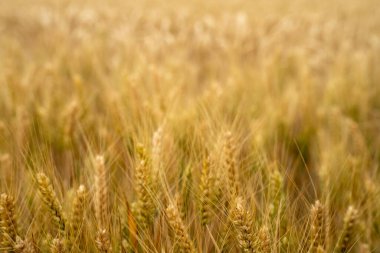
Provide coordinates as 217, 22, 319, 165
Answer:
1, 0, 380, 252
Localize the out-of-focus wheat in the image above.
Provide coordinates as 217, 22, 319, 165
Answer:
0, 0, 379, 251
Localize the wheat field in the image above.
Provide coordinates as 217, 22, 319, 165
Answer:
0, 0, 380, 252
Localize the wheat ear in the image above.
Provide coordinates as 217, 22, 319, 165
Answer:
166, 202, 196, 253
180, 165, 193, 217
231, 197, 255, 253
93, 155, 111, 253
0, 193, 18, 251
94, 155, 108, 229
257, 225, 271, 253
134, 145, 155, 229
70, 185, 87, 247
152, 126, 163, 177
199, 157, 212, 227
36, 173, 66, 235
268, 165, 283, 219
223, 131, 239, 199
96, 229, 111, 253
50, 238, 65, 253
14, 236, 37, 253
309, 200, 326, 252
334, 206, 359, 253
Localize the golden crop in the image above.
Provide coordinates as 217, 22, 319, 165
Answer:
0, 0, 379, 252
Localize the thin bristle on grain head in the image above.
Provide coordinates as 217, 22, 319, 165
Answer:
166, 202, 196, 253
36, 173, 66, 235
334, 206, 359, 253
0, 193, 18, 251
94, 155, 108, 229
309, 200, 326, 252
231, 197, 255, 253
